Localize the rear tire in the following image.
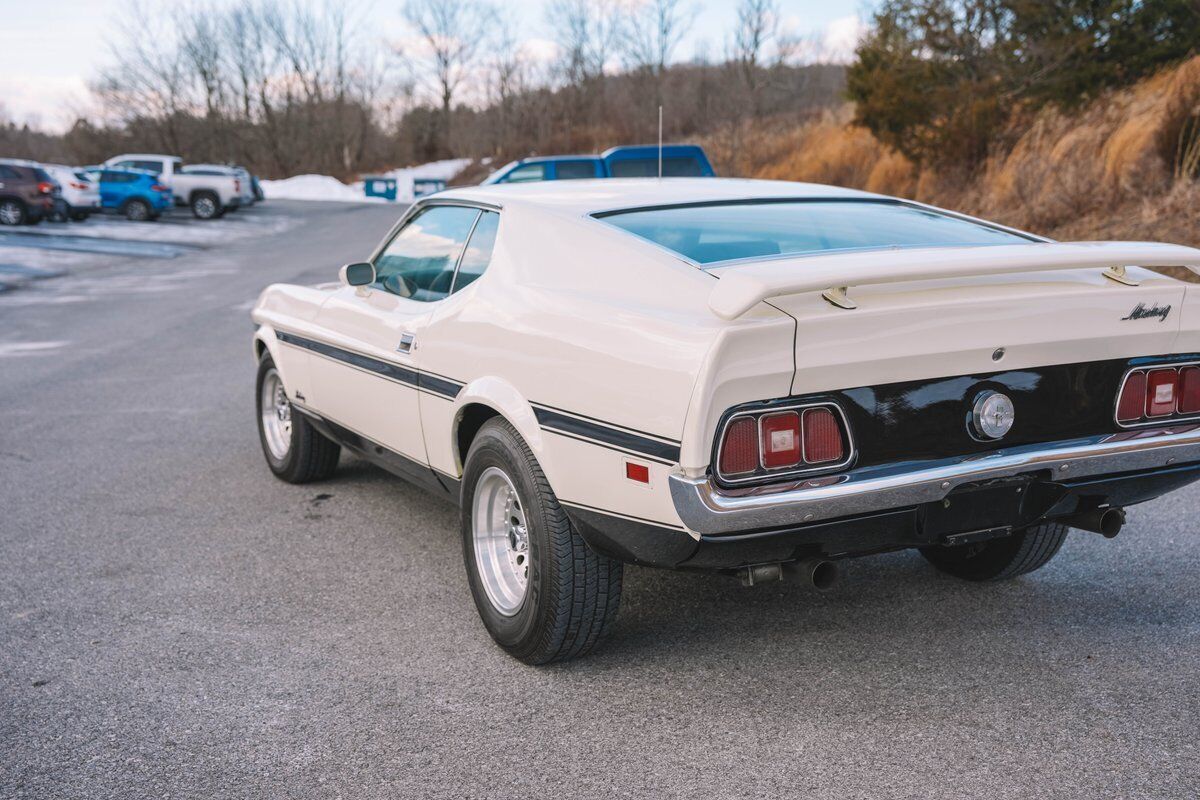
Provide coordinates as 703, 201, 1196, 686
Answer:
255, 354, 340, 483
191, 192, 220, 220
461, 418, 623, 664
124, 199, 151, 221
0, 199, 26, 226
920, 522, 1068, 581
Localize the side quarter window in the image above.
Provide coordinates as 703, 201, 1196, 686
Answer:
452, 211, 499, 293
373, 205, 479, 302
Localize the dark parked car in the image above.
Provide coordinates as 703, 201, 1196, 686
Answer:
0, 159, 59, 225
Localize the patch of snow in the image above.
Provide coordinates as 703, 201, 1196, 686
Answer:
264, 158, 474, 204
261, 174, 385, 203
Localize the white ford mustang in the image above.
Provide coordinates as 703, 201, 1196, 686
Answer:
252, 178, 1200, 663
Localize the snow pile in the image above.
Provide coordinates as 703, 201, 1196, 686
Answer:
262, 158, 474, 204
260, 174, 382, 203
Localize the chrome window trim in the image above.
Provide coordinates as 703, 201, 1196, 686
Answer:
713, 400, 856, 486
1114, 360, 1200, 429
367, 198, 500, 303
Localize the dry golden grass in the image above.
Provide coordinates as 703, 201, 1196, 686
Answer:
732, 56, 1200, 275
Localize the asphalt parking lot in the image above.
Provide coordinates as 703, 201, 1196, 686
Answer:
2, 200, 1198, 798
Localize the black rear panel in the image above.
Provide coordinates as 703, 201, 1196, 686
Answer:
820, 353, 1199, 470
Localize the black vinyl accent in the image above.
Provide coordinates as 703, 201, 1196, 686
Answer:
276, 330, 462, 400
532, 406, 681, 463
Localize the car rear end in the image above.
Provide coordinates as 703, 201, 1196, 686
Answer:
603, 195, 1200, 573
47, 166, 101, 218
0, 161, 59, 224
138, 173, 174, 214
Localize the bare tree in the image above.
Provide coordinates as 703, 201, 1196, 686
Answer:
546, 0, 624, 84
622, 0, 692, 76
400, 0, 495, 157
729, 0, 780, 118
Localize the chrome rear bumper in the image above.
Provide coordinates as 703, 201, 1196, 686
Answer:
670, 425, 1200, 536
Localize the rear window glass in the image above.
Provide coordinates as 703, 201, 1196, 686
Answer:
608, 157, 703, 178
555, 161, 598, 180
598, 200, 1032, 265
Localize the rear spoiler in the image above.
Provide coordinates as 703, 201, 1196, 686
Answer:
707, 241, 1200, 319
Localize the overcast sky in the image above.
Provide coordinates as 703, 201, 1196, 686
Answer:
0, 0, 872, 132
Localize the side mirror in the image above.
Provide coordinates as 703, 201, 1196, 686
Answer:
339, 262, 375, 287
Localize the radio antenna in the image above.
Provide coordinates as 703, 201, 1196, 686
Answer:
657, 105, 663, 178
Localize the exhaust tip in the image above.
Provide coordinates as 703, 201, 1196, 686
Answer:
810, 560, 838, 591
1099, 508, 1125, 539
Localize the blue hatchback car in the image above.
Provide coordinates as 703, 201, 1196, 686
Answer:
85, 167, 174, 221
482, 144, 715, 184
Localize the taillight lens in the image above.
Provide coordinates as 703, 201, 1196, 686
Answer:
718, 403, 850, 482
70, 181, 88, 190
151, 183, 169, 192
37, 181, 54, 194
719, 417, 758, 475
1117, 370, 1147, 422
802, 407, 844, 463
1146, 369, 1177, 417
760, 412, 801, 468
1179, 367, 1200, 414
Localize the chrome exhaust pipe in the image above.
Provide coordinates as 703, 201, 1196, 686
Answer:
1068, 507, 1125, 539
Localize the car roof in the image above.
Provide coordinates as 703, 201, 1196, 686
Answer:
516, 155, 602, 164
438, 177, 879, 216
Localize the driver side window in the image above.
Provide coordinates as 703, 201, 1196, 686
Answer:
374, 205, 480, 302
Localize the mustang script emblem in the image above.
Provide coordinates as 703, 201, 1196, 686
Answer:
1122, 302, 1171, 322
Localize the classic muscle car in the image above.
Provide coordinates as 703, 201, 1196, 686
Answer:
251, 178, 1200, 663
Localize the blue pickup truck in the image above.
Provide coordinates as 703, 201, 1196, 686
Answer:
482, 145, 715, 185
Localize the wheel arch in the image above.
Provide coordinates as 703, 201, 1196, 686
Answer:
450, 377, 549, 481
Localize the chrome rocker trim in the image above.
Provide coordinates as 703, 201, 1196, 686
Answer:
670, 424, 1200, 536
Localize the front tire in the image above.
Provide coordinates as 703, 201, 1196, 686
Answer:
461, 418, 622, 664
920, 522, 1069, 581
255, 355, 340, 483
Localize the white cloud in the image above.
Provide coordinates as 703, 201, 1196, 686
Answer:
821, 14, 865, 62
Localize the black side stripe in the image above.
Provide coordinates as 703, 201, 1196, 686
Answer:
276, 331, 463, 399
531, 400, 680, 444
533, 407, 681, 463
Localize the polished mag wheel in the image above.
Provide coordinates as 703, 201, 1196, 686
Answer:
471, 466, 530, 615
259, 367, 292, 460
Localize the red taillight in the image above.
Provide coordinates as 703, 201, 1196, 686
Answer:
760, 412, 801, 469
151, 183, 169, 192
802, 407, 844, 464
718, 404, 849, 481
1117, 370, 1147, 423
719, 417, 758, 475
37, 181, 54, 194
1179, 367, 1200, 414
1146, 369, 1177, 417
69, 181, 88, 190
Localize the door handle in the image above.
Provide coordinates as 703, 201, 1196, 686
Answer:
396, 333, 415, 353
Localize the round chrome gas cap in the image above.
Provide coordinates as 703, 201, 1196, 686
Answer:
971, 390, 1015, 440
